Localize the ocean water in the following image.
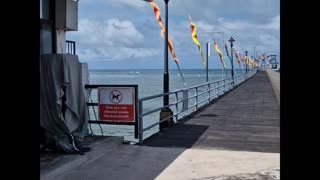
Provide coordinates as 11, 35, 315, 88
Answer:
87, 69, 243, 142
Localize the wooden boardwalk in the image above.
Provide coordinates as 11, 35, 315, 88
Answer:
143, 71, 280, 153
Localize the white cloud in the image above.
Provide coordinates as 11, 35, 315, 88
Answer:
218, 15, 280, 31
71, 0, 280, 67
109, 0, 149, 9
167, 15, 280, 60
78, 47, 161, 62
261, 15, 280, 30
196, 21, 215, 32
169, 0, 279, 22
67, 18, 163, 62
221, 20, 251, 30
69, 18, 144, 47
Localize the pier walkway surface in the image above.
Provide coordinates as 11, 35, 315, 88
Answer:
45, 70, 280, 180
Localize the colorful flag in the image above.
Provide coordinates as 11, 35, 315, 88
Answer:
240, 53, 246, 65
214, 40, 226, 69
223, 41, 230, 58
223, 41, 235, 69
188, 15, 206, 67
232, 48, 241, 67
149, 1, 179, 63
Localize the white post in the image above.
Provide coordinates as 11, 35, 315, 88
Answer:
81, 63, 89, 101
56, 30, 66, 54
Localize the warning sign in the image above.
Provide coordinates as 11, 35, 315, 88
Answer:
98, 87, 135, 122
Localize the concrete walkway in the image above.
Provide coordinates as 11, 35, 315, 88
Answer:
53, 71, 280, 180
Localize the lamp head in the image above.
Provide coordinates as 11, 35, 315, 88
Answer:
228, 36, 235, 43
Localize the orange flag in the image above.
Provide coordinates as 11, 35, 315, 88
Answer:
149, 1, 179, 63
232, 48, 241, 67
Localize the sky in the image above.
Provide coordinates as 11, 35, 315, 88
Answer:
67, 0, 280, 69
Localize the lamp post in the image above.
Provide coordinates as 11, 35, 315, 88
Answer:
228, 37, 235, 87
161, 0, 173, 129
245, 50, 248, 73
142, 0, 173, 129
163, 0, 169, 110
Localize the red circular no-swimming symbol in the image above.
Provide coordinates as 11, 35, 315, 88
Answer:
109, 90, 122, 104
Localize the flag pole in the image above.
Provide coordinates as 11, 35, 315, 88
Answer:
175, 62, 187, 88
222, 63, 224, 81
224, 67, 229, 78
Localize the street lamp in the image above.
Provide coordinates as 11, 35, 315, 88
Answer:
142, 0, 173, 129
245, 50, 248, 73
228, 37, 235, 87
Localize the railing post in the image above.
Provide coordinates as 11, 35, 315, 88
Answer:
219, 81, 222, 95
175, 92, 179, 122
207, 83, 210, 103
225, 79, 227, 91
223, 80, 225, 93
227, 79, 230, 91
226, 79, 228, 92
215, 82, 219, 97
237, 76, 238, 84
236, 76, 238, 85
195, 87, 198, 110
73, 41, 76, 55
138, 101, 143, 145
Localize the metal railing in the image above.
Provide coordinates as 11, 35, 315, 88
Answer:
84, 70, 256, 144
137, 70, 256, 144
66, 40, 76, 54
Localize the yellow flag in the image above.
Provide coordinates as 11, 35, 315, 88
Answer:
232, 47, 241, 67
188, 15, 206, 67
214, 40, 226, 69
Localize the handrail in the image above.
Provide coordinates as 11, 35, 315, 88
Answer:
66, 40, 76, 55
84, 70, 257, 144
137, 70, 257, 144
